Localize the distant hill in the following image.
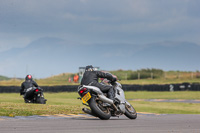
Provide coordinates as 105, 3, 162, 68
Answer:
0, 75, 10, 81
0, 37, 200, 78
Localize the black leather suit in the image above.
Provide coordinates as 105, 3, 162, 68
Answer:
20, 78, 38, 95
81, 71, 116, 99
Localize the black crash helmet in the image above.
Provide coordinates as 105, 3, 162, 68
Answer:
85, 65, 94, 71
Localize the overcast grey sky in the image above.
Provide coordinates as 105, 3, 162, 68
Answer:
0, 0, 200, 52
0, 0, 200, 78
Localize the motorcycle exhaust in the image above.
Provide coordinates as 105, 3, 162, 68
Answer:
82, 108, 92, 114
98, 95, 113, 104
82, 108, 97, 117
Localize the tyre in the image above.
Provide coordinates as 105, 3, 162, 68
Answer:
40, 97, 46, 104
88, 96, 111, 120
36, 97, 46, 104
124, 103, 137, 119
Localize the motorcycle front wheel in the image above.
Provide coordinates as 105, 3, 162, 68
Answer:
88, 96, 111, 120
124, 103, 137, 119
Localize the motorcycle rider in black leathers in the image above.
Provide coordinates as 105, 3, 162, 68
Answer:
20, 75, 38, 95
81, 65, 117, 100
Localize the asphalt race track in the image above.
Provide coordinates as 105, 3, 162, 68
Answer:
0, 113, 200, 133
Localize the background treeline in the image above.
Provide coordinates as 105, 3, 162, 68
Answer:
0, 69, 200, 86
110, 68, 164, 80
110, 69, 200, 80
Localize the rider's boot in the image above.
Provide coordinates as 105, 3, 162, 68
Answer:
107, 87, 115, 100
24, 98, 31, 103
108, 88, 119, 105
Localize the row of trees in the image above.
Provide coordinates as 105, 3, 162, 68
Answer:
110, 69, 164, 80
109, 69, 200, 80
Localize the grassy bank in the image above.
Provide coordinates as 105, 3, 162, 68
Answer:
0, 71, 200, 86
0, 78, 200, 86
1, 91, 200, 117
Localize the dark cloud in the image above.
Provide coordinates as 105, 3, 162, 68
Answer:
0, 0, 200, 77
0, 0, 199, 42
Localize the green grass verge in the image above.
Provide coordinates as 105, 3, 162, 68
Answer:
129, 101, 200, 114
124, 91, 200, 99
0, 91, 200, 117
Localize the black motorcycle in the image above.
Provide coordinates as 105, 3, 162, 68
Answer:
23, 87, 47, 104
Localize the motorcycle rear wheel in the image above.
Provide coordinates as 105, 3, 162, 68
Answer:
124, 103, 137, 119
88, 96, 111, 120
36, 97, 46, 104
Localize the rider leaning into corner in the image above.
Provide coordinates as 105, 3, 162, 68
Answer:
20, 74, 39, 95
81, 65, 117, 100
